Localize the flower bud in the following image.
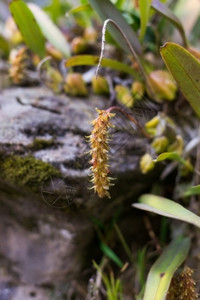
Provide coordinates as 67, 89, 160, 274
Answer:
151, 136, 169, 154
145, 115, 160, 136
189, 47, 200, 60
167, 135, 184, 155
131, 81, 144, 100
45, 67, 63, 93
46, 44, 63, 60
64, 73, 88, 96
115, 85, 134, 108
71, 37, 88, 54
180, 158, 193, 177
92, 76, 109, 95
83, 27, 98, 43
140, 153, 155, 174
147, 70, 177, 102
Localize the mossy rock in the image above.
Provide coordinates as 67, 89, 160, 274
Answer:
0, 155, 61, 190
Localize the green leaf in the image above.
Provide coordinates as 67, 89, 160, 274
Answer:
100, 242, 123, 268
143, 236, 190, 300
44, 0, 62, 23
9, 0, 45, 58
28, 3, 70, 58
88, 0, 142, 54
65, 55, 140, 78
160, 42, 200, 119
0, 35, 10, 58
66, 4, 92, 15
184, 185, 200, 197
133, 194, 200, 228
139, 0, 151, 42
155, 152, 193, 171
151, 0, 188, 47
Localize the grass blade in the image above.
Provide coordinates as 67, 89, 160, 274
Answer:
151, 0, 188, 47
133, 194, 200, 228
100, 242, 123, 268
88, 0, 141, 54
143, 236, 190, 300
160, 42, 200, 119
28, 3, 70, 58
9, 0, 45, 58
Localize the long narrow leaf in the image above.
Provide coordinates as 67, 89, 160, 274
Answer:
9, 0, 45, 58
66, 4, 92, 15
156, 152, 193, 171
133, 194, 200, 228
65, 55, 140, 78
28, 3, 70, 58
88, 0, 141, 54
139, 0, 151, 42
160, 42, 200, 119
100, 242, 123, 268
143, 236, 190, 300
151, 0, 188, 48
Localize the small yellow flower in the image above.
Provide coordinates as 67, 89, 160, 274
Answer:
87, 109, 115, 198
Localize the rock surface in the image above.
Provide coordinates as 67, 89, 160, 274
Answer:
0, 86, 196, 299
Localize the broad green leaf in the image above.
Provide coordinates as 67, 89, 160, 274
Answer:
28, 3, 70, 58
133, 194, 200, 228
88, 0, 142, 54
139, 0, 151, 42
151, 0, 188, 47
9, 0, 45, 58
143, 236, 190, 300
100, 242, 123, 268
160, 42, 200, 119
184, 185, 200, 197
156, 152, 193, 171
65, 55, 140, 78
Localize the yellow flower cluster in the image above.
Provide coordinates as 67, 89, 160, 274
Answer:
88, 109, 115, 198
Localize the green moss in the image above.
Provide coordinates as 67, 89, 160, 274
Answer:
29, 138, 56, 151
0, 155, 61, 190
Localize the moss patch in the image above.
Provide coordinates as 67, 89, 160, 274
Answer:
29, 138, 56, 151
0, 155, 61, 190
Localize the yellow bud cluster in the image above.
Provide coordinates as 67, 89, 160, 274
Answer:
87, 109, 115, 198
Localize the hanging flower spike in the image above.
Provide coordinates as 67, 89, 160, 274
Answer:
87, 108, 115, 198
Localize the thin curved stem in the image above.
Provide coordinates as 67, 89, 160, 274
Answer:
96, 19, 154, 99
106, 106, 150, 138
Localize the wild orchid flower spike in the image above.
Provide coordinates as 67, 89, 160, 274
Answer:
87, 106, 150, 199
88, 108, 115, 198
